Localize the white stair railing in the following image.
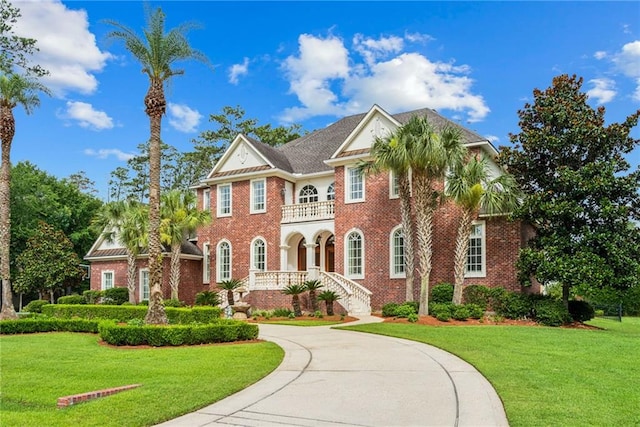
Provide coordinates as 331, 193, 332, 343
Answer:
319, 271, 372, 315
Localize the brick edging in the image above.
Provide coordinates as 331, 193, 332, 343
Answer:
57, 384, 141, 408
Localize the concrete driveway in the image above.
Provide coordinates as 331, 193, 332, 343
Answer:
158, 316, 508, 427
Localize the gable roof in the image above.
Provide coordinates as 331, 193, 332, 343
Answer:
85, 240, 203, 260
206, 105, 494, 179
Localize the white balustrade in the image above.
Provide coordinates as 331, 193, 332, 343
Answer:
251, 271, 308, 290
281, 200, 335, 223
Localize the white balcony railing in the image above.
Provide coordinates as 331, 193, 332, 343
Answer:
281, 200, 335, 224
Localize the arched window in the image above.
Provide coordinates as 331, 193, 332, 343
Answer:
327, 182, 335, 201
252, 238, 266, 271
217, 240, 231, 282
299, 185, 318, 203
390, 226, 405, 278
345, 230, 363, 278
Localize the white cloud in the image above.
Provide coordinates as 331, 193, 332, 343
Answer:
63, 101, 114, 130
84, 148, 134, 161
279, 33, 489, 123
586, 78, 617, 104
593, 51, 607, 60
229, 57, 250, 85
612, 40, 640, 100
167, 103, 202, 133
485, 135, 499, 143
405, 32, 435, 44
14, 0, 112, 95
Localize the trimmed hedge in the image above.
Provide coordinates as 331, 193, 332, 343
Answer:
57, 295, 85, 305
0, 318, 99, 334
23, 300, 49, 313
381, 302, 418, 318
98, 320, 258, 346
102, 287, 129, 305
41, 305, 222, 324
431, 283, 454, 304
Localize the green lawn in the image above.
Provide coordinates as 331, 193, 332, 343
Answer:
257, 319, 344, 326
341, 317, 640, 427
0, 332, 283, 427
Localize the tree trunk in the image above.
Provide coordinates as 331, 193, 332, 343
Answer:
0, 104, 17, 319
292, 294, 301, 317
414, 173, 436, 316
398, 172, 416, 302
309, 289, 318, 312
144, 79, 168, 325
452, 210, 473, 305
326, 300, 334, 316
227, 289, 235, 307
127, 251, 137, 304
562, 283, 570, 308
169, 243, 181, 300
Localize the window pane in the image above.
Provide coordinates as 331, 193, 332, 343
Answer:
347, 232, 362, 275
141, 270, 149, 300
327, 183, 335, 201
253, 239, 265, 270
466, 224, 484, 274
349, 169, 363, 200
219, 242, 231, 281
203, 244, 210, 283
393, 228, 405, 275
253, 180, 265, 211
219, 185, 231, 215
299, 185, 318, 203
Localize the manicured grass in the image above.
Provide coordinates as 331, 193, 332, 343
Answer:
341, 317, 640, 427
257, 319, 344, 326
0, 332, 283, 427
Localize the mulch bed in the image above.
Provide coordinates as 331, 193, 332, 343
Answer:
381, 315, 600, 329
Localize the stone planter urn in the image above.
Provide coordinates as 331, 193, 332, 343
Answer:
232, 302, 251, 320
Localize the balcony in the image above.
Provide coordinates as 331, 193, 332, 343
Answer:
281, 200, 335, 224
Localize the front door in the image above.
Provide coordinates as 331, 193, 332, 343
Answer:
325, 236, 335, 272
297, 238, 307, 271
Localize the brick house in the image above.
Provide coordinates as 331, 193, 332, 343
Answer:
86, 105, 530, 313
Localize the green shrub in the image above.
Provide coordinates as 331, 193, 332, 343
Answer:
102, 287, 129, 305
57, 295, 85, 305
0, 318, 99, 334
83, 290, 103, 304
430, 303, 453, 321
394, 304, 417, 318
494, 292, 532, 319
41, 304, 221, 324
462, 285, 491, 309
568, 300, 595, 322
407, 313, 418, 323
436, 311, 451, 322
534, 298, 572, 326
431, 283, 454, 304
451, 305, 471, 321
402, 301, 419, 313
465, 303, 485, 319
594, 309, 605, 317
138, 300, 149, 306
382, 303, 400, 317
23, 300, 49, 313
622, 285, 640, 316
98, 319, 257, 346
163, 298, 184, 308
195, 291, 220, 306
273, 307, 293, 317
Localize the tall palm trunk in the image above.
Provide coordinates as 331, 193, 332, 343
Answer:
144, 79, 167, 324
126, 251, 137, 304
0, 104, 17, 319
398, 172, 416, 302
169, 243, 181, 300
414, 173, 436, 316
292, 294, 301, 317
452, 209, 474, 305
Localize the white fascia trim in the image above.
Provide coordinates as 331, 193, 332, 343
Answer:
203, 169, 296, 185
207, 134, 275, 179
324, 153, 372, 167
84, 255, 128, 262
465, 140, 499, 157
330, 104, 399, 159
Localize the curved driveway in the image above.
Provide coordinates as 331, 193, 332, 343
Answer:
159, 316, 508, 427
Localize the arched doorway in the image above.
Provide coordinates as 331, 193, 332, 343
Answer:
325, 235, 335, 272
297, 238, 306, 271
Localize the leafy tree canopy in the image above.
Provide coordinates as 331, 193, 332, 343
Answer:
0, 0, 47, 76
499, 74, 640, 305
14, 221, 83, 297
10, 161, 102, 270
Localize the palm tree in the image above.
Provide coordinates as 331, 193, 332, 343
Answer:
92, 200, 148, 304
303, 279, 323, 312
401, 116, 467, 315
161, 190, 211, 300
317, 290, 341, 316
446, 154, 520, 304
218, 279, 243, 307
0, 73, 49, 320
105, 7, 209, 324
359, 129, 416, 301
282, 283, 306, 317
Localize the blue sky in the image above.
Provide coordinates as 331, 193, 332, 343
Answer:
10, 1, 640, 199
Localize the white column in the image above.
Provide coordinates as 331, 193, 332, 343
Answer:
305, 243, 317, 276
280, 245, 290, 270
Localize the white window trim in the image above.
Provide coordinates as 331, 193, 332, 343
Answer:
344, 228, 364, 280
202, 243, 211, 284
389, 225, 406, 279
389, 171, 399, 199
101, 270, 114, 290
203, 188, 211, 211
139, 268, 149, 301
217, 183, 232, 217
250, 237, 267, 271
250, 178, 266, 214
344, 166, 365, 203
216, 240, 232, 282
465, 220, 486, 278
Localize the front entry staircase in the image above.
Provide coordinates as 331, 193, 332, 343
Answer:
227, 270, 372, 316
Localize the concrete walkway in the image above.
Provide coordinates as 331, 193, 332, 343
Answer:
159, 316, 508, 427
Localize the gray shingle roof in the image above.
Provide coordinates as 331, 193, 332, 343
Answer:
241, 106, 489, 175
